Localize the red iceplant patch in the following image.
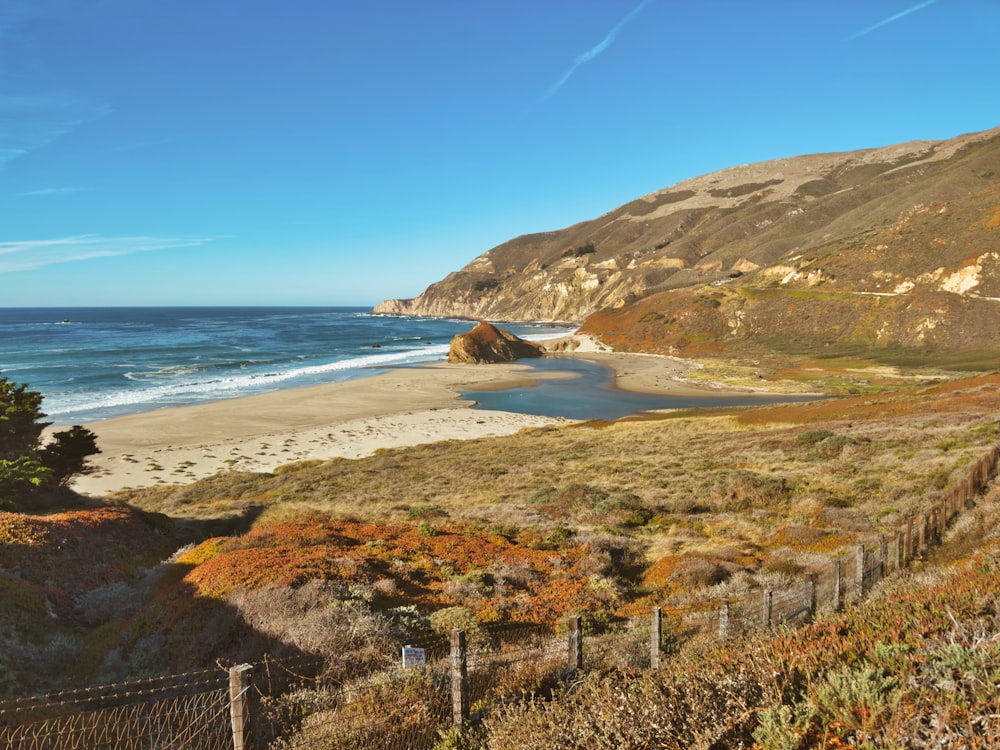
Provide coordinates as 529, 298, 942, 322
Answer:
179, 517, 633, 625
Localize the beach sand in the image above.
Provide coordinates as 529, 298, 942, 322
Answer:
67, 334, 721, 496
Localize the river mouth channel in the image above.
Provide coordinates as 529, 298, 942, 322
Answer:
459, 356, 815, 421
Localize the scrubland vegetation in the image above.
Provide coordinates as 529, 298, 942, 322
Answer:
477, 506, 1000, 748
3, 369, 1000, 747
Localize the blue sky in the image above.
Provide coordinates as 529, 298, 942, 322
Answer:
1, 0, 998, 307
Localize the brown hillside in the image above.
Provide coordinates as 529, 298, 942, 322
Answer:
375, 126, 1000, 353
582, 183, 1000, 362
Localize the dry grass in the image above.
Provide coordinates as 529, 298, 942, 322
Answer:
113, 374, 1000, 574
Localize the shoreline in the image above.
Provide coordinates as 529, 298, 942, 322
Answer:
66, 335, 756, 496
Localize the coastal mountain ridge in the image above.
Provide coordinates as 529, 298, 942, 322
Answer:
375, 125, 1000, 357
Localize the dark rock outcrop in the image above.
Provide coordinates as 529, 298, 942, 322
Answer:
447, 321, 545, 364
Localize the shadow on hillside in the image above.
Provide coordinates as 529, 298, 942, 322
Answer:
111, 564, 314, 678
155, 502, 268, 546
0, 494, 285, 698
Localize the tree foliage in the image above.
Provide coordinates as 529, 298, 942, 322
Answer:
0, 373, 100, 508
41, 425, 101, 487
0, 377, 48, 457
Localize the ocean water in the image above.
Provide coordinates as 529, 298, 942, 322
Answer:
0, 307, 571, 426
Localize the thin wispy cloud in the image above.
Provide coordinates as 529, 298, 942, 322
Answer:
846, 0, 938, 40
0, 94, 111, 171
0, 4, 112, 170
17, 187, 91, 197
0, 235, 216, 273
546, 0, 654, 98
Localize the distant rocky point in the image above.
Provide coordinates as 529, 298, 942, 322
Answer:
447, 321, 546, 364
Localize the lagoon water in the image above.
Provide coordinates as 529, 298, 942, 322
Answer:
460, 356, 808, 421
1, 306, 807, 427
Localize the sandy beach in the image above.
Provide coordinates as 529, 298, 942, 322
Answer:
68, 334, 713, 496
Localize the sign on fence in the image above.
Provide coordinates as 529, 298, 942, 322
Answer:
402, 645, 426, 669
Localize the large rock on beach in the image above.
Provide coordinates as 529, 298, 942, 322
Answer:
447, 321, 545, 364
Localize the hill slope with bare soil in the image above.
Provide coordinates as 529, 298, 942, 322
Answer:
376, 126, 1000, 363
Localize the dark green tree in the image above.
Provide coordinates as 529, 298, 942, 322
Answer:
0, 373, 100, 507
41, 425, 101, 487
0, 377, 48, 457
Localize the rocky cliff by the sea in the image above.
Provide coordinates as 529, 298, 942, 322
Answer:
375, 126, 1000, 358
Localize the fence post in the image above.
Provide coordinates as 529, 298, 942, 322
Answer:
568, 615, 583, 673
905, 518, 914, 565
878, 535, 887, 579
229, 663, 254, 750
450, 629, 469, 731
806, 575, 816, 621
719, 599, 730, 640
762, 590, 773, 629
856, 545, 866, 601
833, 559, 842, 612
894, 533, 902, 572
650, 606, 662, 670
918, 517, 926, 554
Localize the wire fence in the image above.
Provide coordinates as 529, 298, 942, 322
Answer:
2, 444, 996, 750
0, 668, 230, 750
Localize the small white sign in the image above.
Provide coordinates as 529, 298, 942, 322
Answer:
401, 646, 426, 669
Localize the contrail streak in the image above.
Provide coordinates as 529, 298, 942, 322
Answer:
847, 0, 938, 40
547, 0, 654, 98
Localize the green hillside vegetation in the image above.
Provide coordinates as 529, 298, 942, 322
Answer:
3, 370, 999, 748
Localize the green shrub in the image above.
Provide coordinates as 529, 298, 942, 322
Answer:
811, 663, 899, 737
428, 606, 488, 646
561, 243, 596, 258
752, 702, 817, 750
473, 278, 500, 292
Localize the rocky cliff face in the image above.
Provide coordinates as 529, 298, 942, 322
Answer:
375, 126, 1000, 328
447, 321, 545, 364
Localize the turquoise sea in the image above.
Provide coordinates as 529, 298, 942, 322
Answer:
0, 307, 803, 427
